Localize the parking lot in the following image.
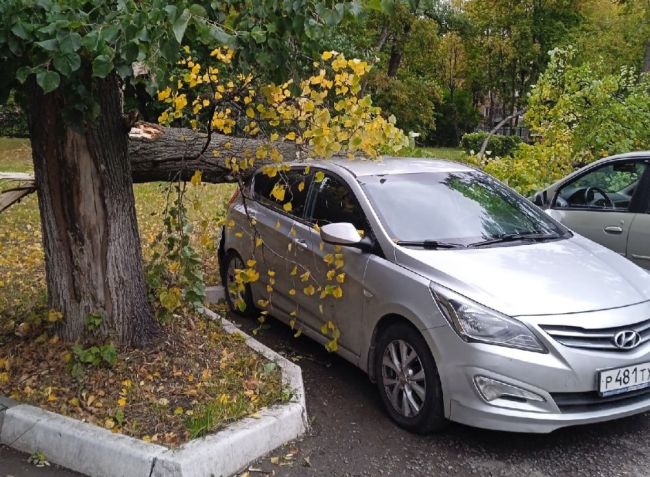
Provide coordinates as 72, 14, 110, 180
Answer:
231, 313, 650, 477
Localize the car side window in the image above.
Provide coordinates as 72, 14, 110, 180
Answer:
308, 173, 367, 231
554, 161, 648, 212
252, 169, 311, 219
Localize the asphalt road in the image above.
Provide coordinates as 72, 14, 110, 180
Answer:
3, 312, 650, 477
230, 313, 650, 477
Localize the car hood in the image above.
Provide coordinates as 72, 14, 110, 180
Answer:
395, 235, 650, 317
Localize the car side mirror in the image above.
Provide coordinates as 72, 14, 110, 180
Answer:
320, 223, 371, 252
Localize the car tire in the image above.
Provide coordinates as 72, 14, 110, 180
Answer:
221, 249, 257, 318
375, 322, 447, 434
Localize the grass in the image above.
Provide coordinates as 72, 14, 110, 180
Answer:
0, 137, 286, 446
0, 137, 235, 318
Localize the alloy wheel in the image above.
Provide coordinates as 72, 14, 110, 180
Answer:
381, 339, 427, 418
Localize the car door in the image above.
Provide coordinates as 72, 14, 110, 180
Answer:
547, 159, 648, 255
626, 165, 650, 269
292, 170, 371, 356
248, 171, 304, 316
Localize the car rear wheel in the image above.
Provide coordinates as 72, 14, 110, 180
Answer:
375, 322, 447, 433
222, 249, 257, 317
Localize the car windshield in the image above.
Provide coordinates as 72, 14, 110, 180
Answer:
360, 171, 568, 246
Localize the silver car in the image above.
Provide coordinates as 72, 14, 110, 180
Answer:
219, 158, 650, 433
532, 152, 650, 269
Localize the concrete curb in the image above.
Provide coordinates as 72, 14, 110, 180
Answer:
0, 304, 307, 477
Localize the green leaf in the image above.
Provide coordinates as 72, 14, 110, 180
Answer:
53, 52, 81, 77
172, 8, 191, 43
189, 4, 207, 17
92, 55, 113, 78
100, 25, 120, 43
35, 39, 58, 51
58, 32, 81, 54
16, 66, 32, 84
36, 70, 60, 94
250, 26, 266, 44
10, 21, 30, 40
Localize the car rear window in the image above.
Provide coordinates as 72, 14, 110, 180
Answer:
252, 169, 311, 219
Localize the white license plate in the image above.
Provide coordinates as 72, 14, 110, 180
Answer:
599, 362, 650, 396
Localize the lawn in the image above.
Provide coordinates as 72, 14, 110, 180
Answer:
0, 137, 235, 319
0, 138, 288, 446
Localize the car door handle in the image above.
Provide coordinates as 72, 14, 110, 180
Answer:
293, 238, 308, 249
604, 226, 623, 234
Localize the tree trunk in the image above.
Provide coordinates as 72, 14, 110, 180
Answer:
128, 124, 298, 183
643, 40, 650, 73
28, 75, 160, 346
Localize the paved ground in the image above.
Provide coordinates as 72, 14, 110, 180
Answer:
3, 312, 650, 476
0, 445, 80, 476
230, 314, 650, 477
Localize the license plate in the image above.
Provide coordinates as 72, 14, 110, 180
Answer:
599, 362, 650, 396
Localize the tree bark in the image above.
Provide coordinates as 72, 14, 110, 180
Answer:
128, 124, 298, 183
643, 40, 650, 73
28, 75, 160, 346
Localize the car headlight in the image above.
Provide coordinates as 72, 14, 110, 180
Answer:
430, 283, 547, 353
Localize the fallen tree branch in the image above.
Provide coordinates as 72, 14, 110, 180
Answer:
128, 122, 299, 183
479, 108, 527, 159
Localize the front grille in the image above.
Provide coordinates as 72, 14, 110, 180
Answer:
540, 318, 650, 351
552, 387, 650, 413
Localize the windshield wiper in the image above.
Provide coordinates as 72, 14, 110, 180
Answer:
469, 232, 562, 248
395, 240, 465, 249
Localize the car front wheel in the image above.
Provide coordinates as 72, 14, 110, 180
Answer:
375, 322, 447, 433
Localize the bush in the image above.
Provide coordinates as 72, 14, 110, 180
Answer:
460, 132, 522, 157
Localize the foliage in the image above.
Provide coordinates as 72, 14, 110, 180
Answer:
463, 0, 582, 119
0, 93, 28, 137
146, 180, 207, 322
433, 88, 480, 147
367, 73, 440, 141
480, 46, 650, 196
460, 132, 522, 158
70, 343, 117, 369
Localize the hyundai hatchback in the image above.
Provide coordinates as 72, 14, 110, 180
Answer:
219, 158, 650, 433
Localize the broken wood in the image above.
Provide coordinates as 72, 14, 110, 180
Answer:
128, 122, 299, 183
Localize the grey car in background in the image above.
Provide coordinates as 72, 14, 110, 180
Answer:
532, 152, 650, 269
220, 158, 650, 433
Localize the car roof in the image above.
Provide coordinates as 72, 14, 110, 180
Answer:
303, 156, 475, 177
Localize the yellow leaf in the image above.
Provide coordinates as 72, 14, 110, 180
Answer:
289, 289, 296, 296
191, 170, 202, 186
0, 372, 9, 384
314, 171, 325, 183
336, 273, 346, 284
174, 406, 184, 415
300, 271, 311, 282
297, 181, 305, 192
285, 131, 296, 141
246, 259, 257, 267
294, 328, 303, 338
303, 285, 315, 296
290, 265, 298, 276
105, 418, 115, 430
332, 286, 343, 299
255, 237, 264, 247
271, 184, 286, 201
117, 397, 127, 407
283, 202, 293, 212
271, 456, 280, 465
321, 51, 334, 60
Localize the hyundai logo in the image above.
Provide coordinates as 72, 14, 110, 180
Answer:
613, 330, 641, 350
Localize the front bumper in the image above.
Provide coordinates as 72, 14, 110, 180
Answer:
427, 304, 650, 433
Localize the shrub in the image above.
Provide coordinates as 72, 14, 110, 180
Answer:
460, 132, 522, 157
